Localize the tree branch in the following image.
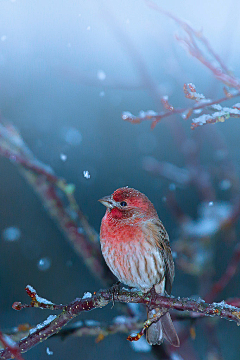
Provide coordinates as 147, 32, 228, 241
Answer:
1, 285, 240, 360
122, 88, 240, 129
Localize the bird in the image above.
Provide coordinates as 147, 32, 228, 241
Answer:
99, 186, 180, 346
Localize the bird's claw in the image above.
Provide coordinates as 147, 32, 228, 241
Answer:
110, 281, 121, 308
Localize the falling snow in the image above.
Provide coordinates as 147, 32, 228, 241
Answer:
37, 257, 51, 271
97, 70, 106, 81
219, 179, 232, 190
46, 347, 53, 355
60, 153, 67, 162
2, 227, 21, 241
83, 170, 90, 179
61, 127, 82, 146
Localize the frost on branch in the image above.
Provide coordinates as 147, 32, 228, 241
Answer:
161, 96, 174, 111
122, 110, 158, 125
82, 292, 93, 299
29, 316, 57, 336
1, 285, 240, 360
123, 83, 240, 129
191, 102, 240, 129
183, 83, 205, 101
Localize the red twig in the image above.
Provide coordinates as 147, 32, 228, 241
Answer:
12, 285, 65, 311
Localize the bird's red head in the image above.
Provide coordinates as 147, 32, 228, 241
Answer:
99, 187, 157, 222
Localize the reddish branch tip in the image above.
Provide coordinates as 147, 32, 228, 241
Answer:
126, 323, 147, 342
12, 302, 22, 311
127, 332, 142, 342
223, 87, 233, 98
150, 120, 158, 129
25, 286, 36, 300
161, 96, 174, 111
188, 83, 196, 93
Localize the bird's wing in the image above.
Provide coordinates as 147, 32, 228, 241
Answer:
145, 219, 174, 294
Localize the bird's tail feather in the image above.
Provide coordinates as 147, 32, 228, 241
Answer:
146, 308, 180, 347
146, 308, 163, 345
161, 311, 180, 347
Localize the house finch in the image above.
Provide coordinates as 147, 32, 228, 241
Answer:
99, 187, 180, 346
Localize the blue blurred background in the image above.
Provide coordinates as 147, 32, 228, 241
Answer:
0, 0, 240, 359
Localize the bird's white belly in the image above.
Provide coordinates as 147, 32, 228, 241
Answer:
101, 239, 165, 292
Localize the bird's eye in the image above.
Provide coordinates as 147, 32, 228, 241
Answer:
120, 201, 127, 207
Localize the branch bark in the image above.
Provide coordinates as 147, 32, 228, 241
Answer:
1, 286, 240, 360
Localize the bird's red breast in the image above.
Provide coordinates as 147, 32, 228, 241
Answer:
99, 187, 168, 291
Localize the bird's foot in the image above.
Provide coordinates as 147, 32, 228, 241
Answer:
110, 281, 121, 308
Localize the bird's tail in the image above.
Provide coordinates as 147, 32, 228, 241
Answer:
146, 308, 180, 347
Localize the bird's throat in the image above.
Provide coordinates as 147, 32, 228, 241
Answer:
109, 207, 123, 219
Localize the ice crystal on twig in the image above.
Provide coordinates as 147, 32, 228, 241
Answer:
82, 292, 92, 299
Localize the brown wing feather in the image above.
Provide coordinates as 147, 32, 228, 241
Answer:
145, 220, 180, 347
146, 220, 174, 295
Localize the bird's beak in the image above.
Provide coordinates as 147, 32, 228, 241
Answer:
98, 195, 114, 209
